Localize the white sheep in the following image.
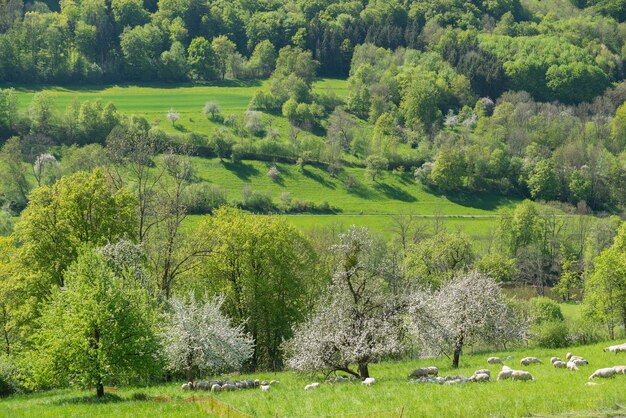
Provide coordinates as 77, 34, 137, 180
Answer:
469, 373, 490, 382
362, 377, 376, 386
487, 357, 503, 364
550, 357, 562, 364
181, 382, 192, 391
520, 357, 542, 366
589, 367, 616, 379
511, 370, 534, 382
613, 365, 626, 374
304, 382, 320, 390
566, 352, 573, 360
571, 358, 588, 366
211, 384, 222, 392
553, 361, 567, 369
567, 361, 578, 371
497, 366, 513, 381
603, 343, 626, 353
260, 384, 270, 391
409, 366, 438, 378
474, 369, 491, 376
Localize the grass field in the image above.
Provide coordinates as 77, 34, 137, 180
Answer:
187, 157, 521, 240
2, 338, 625, 417
193, 158, 519, 216
12, 79, 348, 140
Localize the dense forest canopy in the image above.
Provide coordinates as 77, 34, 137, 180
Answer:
0, 0, 624, 102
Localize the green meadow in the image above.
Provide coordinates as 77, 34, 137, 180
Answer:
13, 79, 349, 139
3, 338, 625, 417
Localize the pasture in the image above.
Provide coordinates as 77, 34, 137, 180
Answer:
2, 339, 625, 417
12, 79, 348, 139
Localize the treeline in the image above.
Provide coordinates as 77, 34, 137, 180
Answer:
0, 161, 625, 393
0, 0, 625, 98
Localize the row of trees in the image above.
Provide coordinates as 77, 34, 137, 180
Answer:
0, 144, 625, 394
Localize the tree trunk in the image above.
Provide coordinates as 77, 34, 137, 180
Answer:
452, 335, 464, 368
358, 362, 369, 379
96, 383, 104, 397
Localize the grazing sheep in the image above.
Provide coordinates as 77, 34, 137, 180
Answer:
196, 381, 210, 390
211, 384, 222, 392
603, 343, 626, 353
572, 358, 588, 366
550, 357, 562, 364
613, 365, 626, 374
362, 377, 376, 386
304, 383, 320, 391
487, 357, 503, 364
589, 368, 616, 379
497, 366, 513, 381
520, 357, 542, 366
567, 361, 578, 371
553, 361, 567, 369
260, 384, 270, 392
254, 379, 260, 387
222, 383, 238, 391
469, 373, 490, 382
409, 366, 438, 378
511, 370, 534, 382
474, 369, 491, 377
566, 352, 573, 360
181, 382, 192, 391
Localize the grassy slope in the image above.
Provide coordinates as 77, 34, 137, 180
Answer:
13, 79, 348, 140
2, 338, 626, 417
188, 157, 520, 240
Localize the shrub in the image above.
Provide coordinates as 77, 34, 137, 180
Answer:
0, 355, 19, 396
531, 321, 569, 348
345, 175, 361, 191
267, 166, 280, 181
528, 297, 564, 324
184, 183, 228, 214
240, 186, 274, 213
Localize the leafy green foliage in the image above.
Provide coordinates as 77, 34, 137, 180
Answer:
14, 169, 136, 288
25, 248, 161, 396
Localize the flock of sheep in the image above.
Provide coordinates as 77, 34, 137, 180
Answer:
181, 378, 279, 392
181, 342, 626, 393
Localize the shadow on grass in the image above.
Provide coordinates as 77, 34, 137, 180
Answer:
53, 393, 125, 405
374, 182, 416, 202
222, 161, 260, 182
302, 168, 336, 189
345, 184, 376, 199
436, 189, 516, 211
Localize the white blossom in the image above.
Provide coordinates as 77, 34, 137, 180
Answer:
162, 293, 254, 380
407, 271, 528, 367
267, 166, 279, 180
284, 227, 403, 378
167, 109, 180, 126
33, 153, 59, 186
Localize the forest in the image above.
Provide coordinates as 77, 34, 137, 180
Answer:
0, 0, 626, 415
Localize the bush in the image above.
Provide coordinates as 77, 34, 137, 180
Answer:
240, 186, 274, 213
566, 317, 604, 346
528, 297, 564, 324
0, 356, 19, 396
184, 183, 228, 214
531, 321, 569, 348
